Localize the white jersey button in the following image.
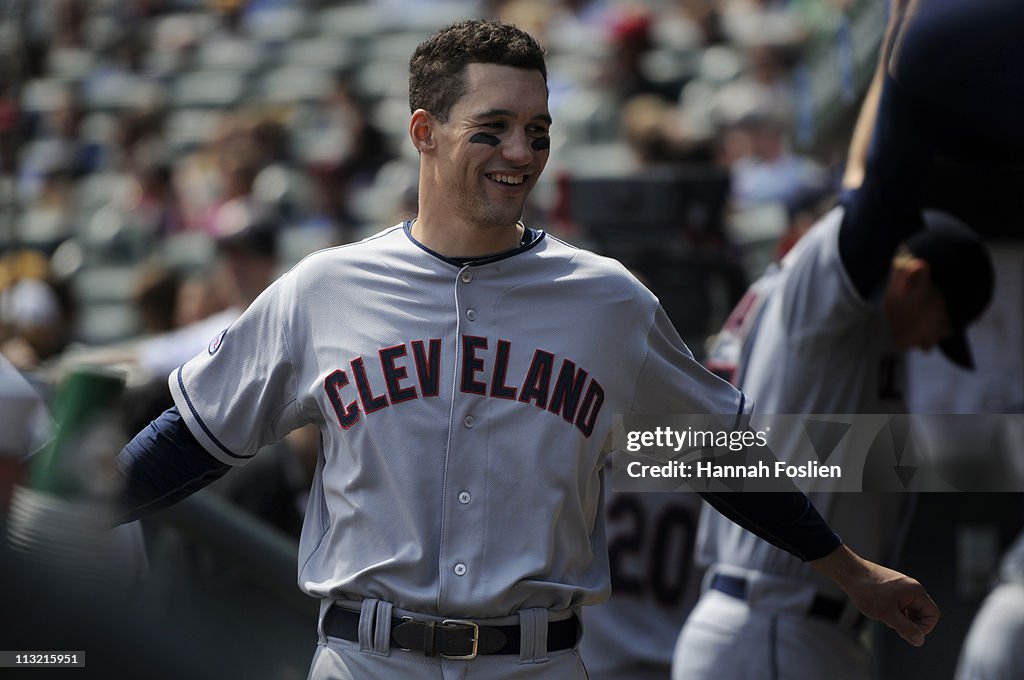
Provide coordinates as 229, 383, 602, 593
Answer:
466, 309, 477, 321
460, 271, 473, 283
458, 491, 471, 504
463, 415, 474, 428
454, 563, 467, 576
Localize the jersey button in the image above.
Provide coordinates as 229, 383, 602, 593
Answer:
463, 415, 474, 428
454, 563, 467, 576
458, 491, 471, 504
466, 309, 477, 321
460, 271, 473, 283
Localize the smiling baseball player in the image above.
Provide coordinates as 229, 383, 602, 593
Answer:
115, 20, 940, 679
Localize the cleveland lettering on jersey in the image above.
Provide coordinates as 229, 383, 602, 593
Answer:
325, 336, 604, 436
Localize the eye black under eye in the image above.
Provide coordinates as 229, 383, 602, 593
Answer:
470, 132, 501, 147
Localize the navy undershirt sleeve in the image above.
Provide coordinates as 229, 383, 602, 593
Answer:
114, 406, 231, 524
889, 0, 1024, 160
699, 491, 841, 562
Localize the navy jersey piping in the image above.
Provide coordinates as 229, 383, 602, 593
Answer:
402, 220, 546, 267
176, 366, 253, 460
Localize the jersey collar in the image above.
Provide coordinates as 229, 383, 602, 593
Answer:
402, 220, 546, 268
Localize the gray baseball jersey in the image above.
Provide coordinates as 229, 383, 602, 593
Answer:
956, 531, 1024, 680
699, 207, 908, 589
169, 222, 747, 618
581, 489, 704, 680
675, 208, 910, 680
0, 354, 50, 458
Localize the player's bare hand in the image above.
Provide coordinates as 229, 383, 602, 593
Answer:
810, 544, 940, 646
846, 567, 939, 646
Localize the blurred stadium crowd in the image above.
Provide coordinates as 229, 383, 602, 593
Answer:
0, 0, 869, 377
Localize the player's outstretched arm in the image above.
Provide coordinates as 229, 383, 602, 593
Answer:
810, 543, 940, 647
841, 0, 910, 191
113, 406, 231, 524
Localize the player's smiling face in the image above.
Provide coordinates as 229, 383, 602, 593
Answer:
436, 63, 551, 229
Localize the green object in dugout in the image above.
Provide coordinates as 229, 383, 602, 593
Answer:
28, 366, 126, 498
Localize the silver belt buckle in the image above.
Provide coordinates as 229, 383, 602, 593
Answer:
440, 619, 479, 660
398, 616, 413, 652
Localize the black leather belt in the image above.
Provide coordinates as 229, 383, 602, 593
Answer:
323, 606, 579, 659
710, 573, 848, 622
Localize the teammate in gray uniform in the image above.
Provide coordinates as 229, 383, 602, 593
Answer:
672, 5, 997, 678
114, 20, 941, 680
956, 530, 1024, 680
581, 488, 704, 680
674, 211, 987, 680
0, 353, 50, 507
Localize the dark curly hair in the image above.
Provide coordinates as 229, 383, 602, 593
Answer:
409, 20, 547, 123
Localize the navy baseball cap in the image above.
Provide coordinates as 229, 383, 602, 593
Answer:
904, 211, 994, 369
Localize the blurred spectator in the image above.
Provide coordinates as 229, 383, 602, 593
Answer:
0, 250, 72, 369
199, 120, 265, 236
774, 186, 836, 260
250, 117, 311, 224
621, 94, 714, 165
80, 32, 165, 114
109, 0, 180, 24
172, 122, 229, 234
743, 43, 799, 119
58, 206, 280, 388
602, 8, 679, 103
350, 156, 422, 235
0, 278, 67, 368
728, 111, 829, 209
52, 0, 89, 49
305, 74, 395, 240
14, 163, 76, 252
19, 88, 99, 199
134, 207, 280, 381
132, 263, 180, 335
675, 0, 726, 46
0, 86, 19, 176
494, 0, 612, 50
81, 122, 185, 255
212, 207, 280, 307
174, 272, 226, 329
128, 156, 186, 239
207, 0, 249, 40
115, 107, 171, 172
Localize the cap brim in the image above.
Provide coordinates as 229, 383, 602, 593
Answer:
939, 331, 974, 370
